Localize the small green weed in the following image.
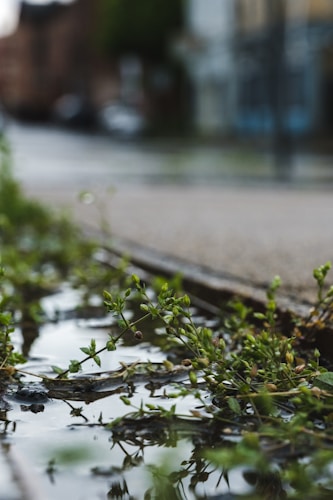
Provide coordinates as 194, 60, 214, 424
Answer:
0, 267, 25, 369
0, 138, 103, 313
96, 265, 333, 498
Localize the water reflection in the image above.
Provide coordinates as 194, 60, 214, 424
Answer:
20, 316, 40, 359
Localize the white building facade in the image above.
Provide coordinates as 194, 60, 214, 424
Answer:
177, 0, 237, 135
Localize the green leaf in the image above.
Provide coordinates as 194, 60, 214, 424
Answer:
120, 396, 131, 406
132, 274, 140, 285
52, 365, 64, 375
228, 397, 241, 415
253, 312, 266, 321
117, 319, 127, 329
189, 370, 197, 386
313, 372, 333, 391
182, 294, 191, 307
93, 355, 101, 367
0, 312, 12, 326
69, 360, 81, 373
106, 337, 116, 351
107, 416, 123, 428
103, 291, 112, 301
145, 403, 156, 410
80, 347, 91, 356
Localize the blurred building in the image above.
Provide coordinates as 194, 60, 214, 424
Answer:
175, 0, 236, 136
0, 0, 93, 120
1, 0, 333, 140
0, 0, 185, 131
177, 0, 333, 140
235, 0, 333, 138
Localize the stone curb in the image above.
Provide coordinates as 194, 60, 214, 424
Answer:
106, 237, 312, 321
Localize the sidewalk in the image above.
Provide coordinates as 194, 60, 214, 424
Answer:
25, 182, 333, 305
7, 121, 333, 306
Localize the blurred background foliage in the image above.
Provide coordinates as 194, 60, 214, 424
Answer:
96, 0, 184, 60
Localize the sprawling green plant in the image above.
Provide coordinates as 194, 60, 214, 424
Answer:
48, 263, 331, 439
0, 266, 25, 368
0, 138, 121, 367
94, 268, 333, 499
0, 138, 101, 312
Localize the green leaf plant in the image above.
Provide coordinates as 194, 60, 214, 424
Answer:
0, 138, 102, 316
0, 267, 25, 370
52, 268, 329, 429
82, 263, 333, 499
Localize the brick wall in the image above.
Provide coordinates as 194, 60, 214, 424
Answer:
0, 0, 95, 118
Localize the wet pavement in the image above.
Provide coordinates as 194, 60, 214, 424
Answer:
6, 120, 333, 303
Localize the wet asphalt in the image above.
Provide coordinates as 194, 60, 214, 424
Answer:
6, 121, 333, 304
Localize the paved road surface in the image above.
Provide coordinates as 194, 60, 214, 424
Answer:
6, 121, 333, 303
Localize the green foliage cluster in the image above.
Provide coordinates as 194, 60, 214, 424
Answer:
54, 261, 333, 425
0, 139, 100, 367
94, 269, 333, 499
41, 259, 333, 499
0, 139, 97, 302
0, 267, 25, 369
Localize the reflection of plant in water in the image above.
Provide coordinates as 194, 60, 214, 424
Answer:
105, 419, 333, 499
153, 455, 223, 499
108, 421, 226, 499
107, 480, 131, 499
63, 400, 89, 422
105, 421, 288, 499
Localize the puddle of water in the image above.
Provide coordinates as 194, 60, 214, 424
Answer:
4, 284, 252, 500
0, 447, 22, 500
